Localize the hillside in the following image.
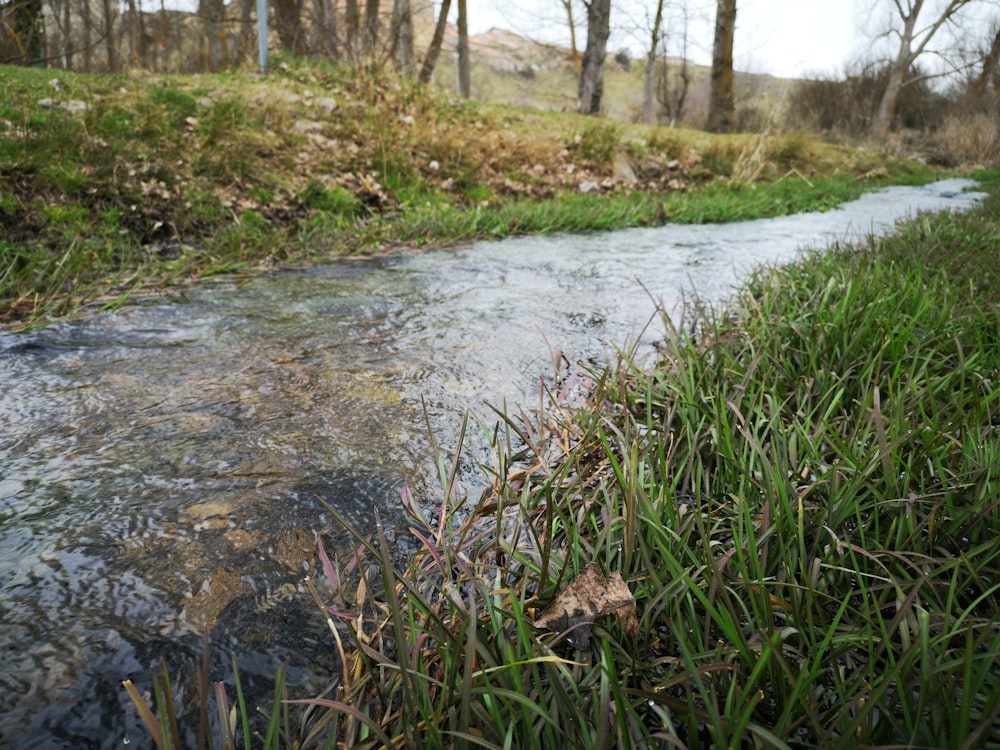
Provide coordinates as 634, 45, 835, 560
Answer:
432, 25, 791, 127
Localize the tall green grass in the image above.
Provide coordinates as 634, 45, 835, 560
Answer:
290, 175, 1000, 748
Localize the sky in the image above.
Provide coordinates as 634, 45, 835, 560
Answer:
464, 0, 864, 79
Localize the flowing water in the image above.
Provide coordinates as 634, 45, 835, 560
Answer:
0, 179, 984, 748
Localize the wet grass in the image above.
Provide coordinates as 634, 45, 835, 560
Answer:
0, 60, 939, 329
280, 170, 1000, 747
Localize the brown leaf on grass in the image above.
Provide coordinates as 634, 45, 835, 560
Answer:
534, 562, 638, 648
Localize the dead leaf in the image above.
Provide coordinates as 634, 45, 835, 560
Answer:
534, 562, 638, 648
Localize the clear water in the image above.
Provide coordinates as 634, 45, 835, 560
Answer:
0, 179, 983, 747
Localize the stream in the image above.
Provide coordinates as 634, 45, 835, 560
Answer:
0, 179, 985, 748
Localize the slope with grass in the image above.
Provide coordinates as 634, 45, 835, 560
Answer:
1, 59, 936, 329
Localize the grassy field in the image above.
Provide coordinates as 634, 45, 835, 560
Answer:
1, 59, 936, 329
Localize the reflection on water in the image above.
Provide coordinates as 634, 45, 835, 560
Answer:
0, 179, 983, 747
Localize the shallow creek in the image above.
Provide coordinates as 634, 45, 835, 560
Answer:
0, 179, 984, 747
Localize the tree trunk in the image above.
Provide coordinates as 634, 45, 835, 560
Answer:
706, 0, 736, 133
155, 0, 166, 70
273, 0, 303, 54
101, 0, 117, 71
457, 0, 470, 97
643, 0, 665, 124
126, 0, 139, 66
344, 0, 359, 57
62, 0, 73, 68
578, 0, 611, 115
973, 25, 1000, 96
418, 0, 451, 84
362, 0, 378, 55
389, 0, 413, 73
82, 0, 93, 70
313, 0, 337, 58
200, 0, 226, 70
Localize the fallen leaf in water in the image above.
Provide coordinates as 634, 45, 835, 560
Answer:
534, 562, 638, 648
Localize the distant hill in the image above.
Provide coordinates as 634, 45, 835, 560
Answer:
433, 25, 794, 128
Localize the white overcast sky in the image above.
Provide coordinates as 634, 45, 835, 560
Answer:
464, 0, 861, 77
463, 0, 993, 79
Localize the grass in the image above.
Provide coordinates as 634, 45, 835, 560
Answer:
0, 59, 939, 330
253, 170, 1000, 748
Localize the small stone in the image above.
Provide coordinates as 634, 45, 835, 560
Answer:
578, 181, 599, 193
292, 119, 324, 133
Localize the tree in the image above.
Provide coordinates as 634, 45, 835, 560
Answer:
559, 0, 582, 76
3, 0, 46, 64
362, 0, 379, 54
970, 19, 1000, 96
388, 0, 413, 73
100, 0, 118, 70
344, 0, 359, 57
200, 0, 226, 70
642, 0, 665, 123
418, 0, 451, 83
578, 0, 611, 114
706, 0, 736, 132
457, 0, 470, 96
656, 3, 693, 127
872, 0, 979, 136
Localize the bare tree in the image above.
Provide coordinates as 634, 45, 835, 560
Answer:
344, 0, 359, 57
200, 0, 225, 69
418, 0, 450, 83
101, 0, 117, 70
706, 0, 736, 132
559, 0, 582, 76
657, 3, 693, 127
273, 0, 304, 54
978, 23, 1000, 90
389, 0, 413, 72
578, 0, 611, 114
2, 0, 45, 64
362, 0, 378, 54
457, 0, 470, 96
872, 0, 979, 136
642, 0, 665, 123
312, 0, 337, 58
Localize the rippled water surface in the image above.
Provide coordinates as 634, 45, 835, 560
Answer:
0, 180, 983, 747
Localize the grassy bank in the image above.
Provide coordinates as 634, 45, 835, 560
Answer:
1, 60, 936, 329
274, 171, 998, 748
